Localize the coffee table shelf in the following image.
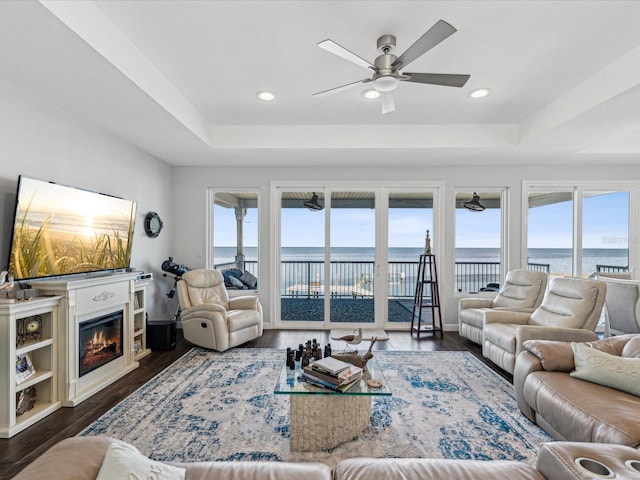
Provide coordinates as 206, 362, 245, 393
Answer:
274, 357, 390, 452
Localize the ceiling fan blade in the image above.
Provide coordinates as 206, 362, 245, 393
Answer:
392, 20, 457, 70
381, 92, 395, 114
312, 78, 371, 97
317, 39, 375, 71
402, 72, 470, 88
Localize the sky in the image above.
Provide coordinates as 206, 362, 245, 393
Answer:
214, 191, 629, 250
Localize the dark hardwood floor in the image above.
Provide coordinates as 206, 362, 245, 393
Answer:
1, 329, 508, 479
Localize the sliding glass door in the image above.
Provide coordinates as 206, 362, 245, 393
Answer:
280, 191, 325, 323
276, 184, 439, 329
329, 190, 376, 325
387, 190, 433, 324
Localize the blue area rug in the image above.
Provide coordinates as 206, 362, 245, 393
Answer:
79, 349, 550, 466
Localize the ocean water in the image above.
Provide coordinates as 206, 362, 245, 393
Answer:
214, 246, 628, 276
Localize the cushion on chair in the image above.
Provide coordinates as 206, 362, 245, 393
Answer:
529, 278, 600, 329
182, 270, 229, 310
492, 270, 546, 308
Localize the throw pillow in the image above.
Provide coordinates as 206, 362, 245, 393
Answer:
228, 275, 246, 289
240, 270, 258, 288
96, 442, 186, 480
622, 336, 640, 358
570, 342, 640, 397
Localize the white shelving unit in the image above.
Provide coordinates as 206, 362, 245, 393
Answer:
0, 296, 62, 438
133, 275, 152, 361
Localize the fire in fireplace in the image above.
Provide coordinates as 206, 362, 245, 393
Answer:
79, 310, 123, 377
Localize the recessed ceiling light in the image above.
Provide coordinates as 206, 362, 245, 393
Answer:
257, 91, 275, 101
469, 88, 491, 99
362, 89, 380, 100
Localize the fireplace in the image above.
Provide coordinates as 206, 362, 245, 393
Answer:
79, 310, 123, 377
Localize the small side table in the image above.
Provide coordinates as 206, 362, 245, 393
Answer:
147, 320, 176, 350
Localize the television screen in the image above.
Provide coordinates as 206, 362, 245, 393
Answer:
7, 176, 137, 281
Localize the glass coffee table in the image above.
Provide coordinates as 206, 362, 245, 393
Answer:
274, 357, 391, 452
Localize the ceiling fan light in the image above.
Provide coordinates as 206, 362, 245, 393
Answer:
373, 75, 398, 92
462, 192, 486, 212
362, 89, 380, 100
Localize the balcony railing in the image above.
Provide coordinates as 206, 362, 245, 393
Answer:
215, 260, 551, 296
596, 264, 629, 273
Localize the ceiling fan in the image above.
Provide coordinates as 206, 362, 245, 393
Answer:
313, 20, 470, 114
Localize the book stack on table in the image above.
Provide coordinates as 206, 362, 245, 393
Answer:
299, 356, 363, 393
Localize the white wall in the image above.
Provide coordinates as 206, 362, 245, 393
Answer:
0, 78, 175, 320
173, 164, 640, 329
4, 72, 639, 329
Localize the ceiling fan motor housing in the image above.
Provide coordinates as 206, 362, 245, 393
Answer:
376, 34, 396, 53
373, 48, 399, 92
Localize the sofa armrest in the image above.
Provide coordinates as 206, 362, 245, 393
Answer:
181, 303, 227, 318
229, 295, 259, 311
521, 339, 576, 372
516, 326, 598, 359
12, 436, 124, 480
335, 457, 543, 480
459, 297, 494, 310
537, 442, 640, 480
513, 351, 545, 422
483, 309, 531, 325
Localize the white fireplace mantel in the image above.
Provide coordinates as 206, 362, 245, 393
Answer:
37, 272, 139, 406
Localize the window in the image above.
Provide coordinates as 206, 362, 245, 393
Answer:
455, 190, 504, 293
211, 191, 259, 288
525, 185, 631, 279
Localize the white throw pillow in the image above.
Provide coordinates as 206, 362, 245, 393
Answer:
96, 442, 186, 480
570, 342, 640, 397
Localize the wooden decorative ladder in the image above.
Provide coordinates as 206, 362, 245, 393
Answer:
411, 254, 443, 337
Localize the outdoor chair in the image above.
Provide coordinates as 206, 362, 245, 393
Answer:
599, 276, 640, 336
177, 269, 263, 352
458, 269, 548, 345
482, 276, 605, 374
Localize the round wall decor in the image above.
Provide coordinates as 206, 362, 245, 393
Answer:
144, 212, 163, 238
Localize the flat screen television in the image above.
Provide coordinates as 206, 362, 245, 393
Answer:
7, 176, 137, 281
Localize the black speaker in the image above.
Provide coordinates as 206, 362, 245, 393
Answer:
147, 320, 176, 350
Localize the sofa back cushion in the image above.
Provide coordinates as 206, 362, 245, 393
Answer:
529, 277, 604, 330
492, 270, 547, 309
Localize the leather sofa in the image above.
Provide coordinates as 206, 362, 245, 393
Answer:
482, 277, 605, 374
12, 436, 640, 480
514, 334, 640, 446
459, 269, 548, 345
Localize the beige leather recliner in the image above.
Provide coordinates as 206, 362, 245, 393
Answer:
482, 277, 605, 374
459, 269, 548, 345
177, 269, 263, 352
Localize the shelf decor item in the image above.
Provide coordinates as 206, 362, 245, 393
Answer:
15, 353, 36, 384
15, 386, 36, 415
424, 229, 431, 255
16, 315, 43, 346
